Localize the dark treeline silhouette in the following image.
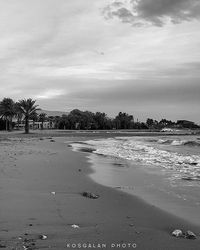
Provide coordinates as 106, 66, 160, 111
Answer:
0, 97, 199, 133
53, 109, 200, 130
54, 109, 148, 130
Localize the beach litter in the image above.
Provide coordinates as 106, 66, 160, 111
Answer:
0, 244, 6, 248
172, 229, 183, 238
171, 229, 197, 239
71, 224, 80, 229
51, 191, 56, 195
82, 191, 99, 199
185, 230, 196, 239
39, 235, 47, 240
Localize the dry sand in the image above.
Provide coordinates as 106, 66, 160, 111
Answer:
0, 130, 200, 250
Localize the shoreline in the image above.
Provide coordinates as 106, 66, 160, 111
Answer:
87, 151, 200, 227
0, 131, 200, 249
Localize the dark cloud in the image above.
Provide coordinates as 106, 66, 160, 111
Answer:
103, 0, 200, 26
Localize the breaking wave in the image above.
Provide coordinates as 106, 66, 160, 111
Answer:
158, 139, 200, 147
70, 136, 200, 183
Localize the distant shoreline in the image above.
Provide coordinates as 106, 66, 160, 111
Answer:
0, 128, 199, 140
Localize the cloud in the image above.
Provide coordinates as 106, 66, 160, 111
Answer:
0, 0, 199, 123
35, 89, 65, 100
103, 0, 200, 26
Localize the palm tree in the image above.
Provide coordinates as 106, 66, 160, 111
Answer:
15, 102, 23, 130
18, 98, 40, 134
0, 98, 16, 131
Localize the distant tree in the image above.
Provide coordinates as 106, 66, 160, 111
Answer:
93, 112, 107, 129
18, 98, 40, 134
114, 112, 133, 129
0, 97, 15, 131
146, 118, 154, 128
146, 118, 159, 129
176, 120, 200, 129
159, 119, 174, 128
39, 113, 47, 129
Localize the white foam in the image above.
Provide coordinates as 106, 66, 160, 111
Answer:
70, 137, 200, 183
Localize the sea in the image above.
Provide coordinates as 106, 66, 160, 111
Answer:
70, 134, 200, 226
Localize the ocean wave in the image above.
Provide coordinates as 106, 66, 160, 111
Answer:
158, 139, 200, 147
182, 176, 200, 181
183, 141, 200, 147
158, 139, 173, 144
70, 137, 200, 183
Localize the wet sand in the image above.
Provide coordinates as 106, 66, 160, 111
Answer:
0, 130, 200, 249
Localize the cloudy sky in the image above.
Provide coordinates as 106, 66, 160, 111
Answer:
0, 0, 200, 122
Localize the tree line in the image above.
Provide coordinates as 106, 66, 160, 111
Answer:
54, 111, 199, 130
0, 97, 199, 134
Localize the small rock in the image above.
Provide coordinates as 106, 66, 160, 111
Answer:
50, 139, 55, 142
172, 229, 183, 238
51, 192, 56, 195
135, 231, 141, 234
78, 169, 82, 172
29, 224, 33, 226
190, 162, 198, 166
0, 244, 6, 248
182, 176, 193, 181
39, 235, 47, 240
129, 224, 134, 227
82, 192, 99, 199
185, 230, 196, 239
71, 224, 80, 229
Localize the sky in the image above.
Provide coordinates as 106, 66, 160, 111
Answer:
0, 0, 200, 123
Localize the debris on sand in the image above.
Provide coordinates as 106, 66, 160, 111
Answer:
172, 229, 183, 238
82, 192, 99, 199
185, 230, 197, 239
0, 244, 6, 248
51, 191, 56, 195
182, 176, 193, 181
50, 139, 55, 142
171, 229, 197, 239
71, 224, 80, 229
39, 235, 47, 240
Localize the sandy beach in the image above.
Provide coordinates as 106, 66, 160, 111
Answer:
0, 130, 200, 250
